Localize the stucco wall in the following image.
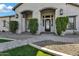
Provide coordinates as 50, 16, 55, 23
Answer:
65, 4, 79, 34
15, 3, 67, 34
14, 3, 79, 34
0, 16, 15, 32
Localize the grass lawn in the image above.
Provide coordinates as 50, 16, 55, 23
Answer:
0, 39, 11, 43
0, 45, 54, 56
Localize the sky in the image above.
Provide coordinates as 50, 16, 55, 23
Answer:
0, 3, 17, 16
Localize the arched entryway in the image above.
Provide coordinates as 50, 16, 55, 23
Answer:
40, 8, 55, 32
21, 10, 32, 32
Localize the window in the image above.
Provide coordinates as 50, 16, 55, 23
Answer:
67, 17, 76, 30
45, 15, 50, 18
67, 22, 74, 30
3, 20, 6, 27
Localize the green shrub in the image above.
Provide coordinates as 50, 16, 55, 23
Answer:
61, 16, 68, 31
56, 16, 68, 35
9, 21, 18, 33
56, 17, 62, 35
29, 18, 38, 34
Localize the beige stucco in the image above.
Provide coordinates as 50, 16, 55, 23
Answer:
14, 3, 79, 34
0, 16, 15, 32
14, 3, 67, 34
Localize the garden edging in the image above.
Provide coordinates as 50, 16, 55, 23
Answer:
29, 43, 72, 56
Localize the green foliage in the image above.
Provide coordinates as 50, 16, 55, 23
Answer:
0, 39, 11, 43
29, 18, 38, 34
56, 17, 62, 35
1, 45, 51, 56
9, 21, 18, 33
56, 16, 68, 35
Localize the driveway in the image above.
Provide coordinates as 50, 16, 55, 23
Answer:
0, 32, 38, 40
0, 32, 79, 52
0, 32, 79, 43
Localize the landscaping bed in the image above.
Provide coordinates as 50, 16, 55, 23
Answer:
0, 39, 11, 43
0, 45, 54, 56
34, 40, 79, 56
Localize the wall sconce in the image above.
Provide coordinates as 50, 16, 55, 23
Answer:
16, 14, 18, 18
60, 9, 63, 15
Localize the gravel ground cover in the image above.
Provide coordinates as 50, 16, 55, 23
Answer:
34, 40, 79, 56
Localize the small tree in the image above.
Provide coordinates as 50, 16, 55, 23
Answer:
9, 21, 18, 33
29, 18, 38, 34
56, 16, 68, 35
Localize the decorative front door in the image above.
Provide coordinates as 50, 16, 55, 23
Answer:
45, 19, 50, 31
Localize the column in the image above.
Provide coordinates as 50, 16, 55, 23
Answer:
33, 10, 41, 34
16, 13, 23, 34
54, 9, 58, 34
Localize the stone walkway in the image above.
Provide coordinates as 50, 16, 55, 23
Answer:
0, 34, 79, 52
0, 32, 38, 40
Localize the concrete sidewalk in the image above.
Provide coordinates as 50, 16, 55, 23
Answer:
0, 34, 79, 52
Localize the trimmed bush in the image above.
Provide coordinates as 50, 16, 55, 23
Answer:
56, 16, 68, 35
9, 21, 18, 33
56, 17, 62, 35
29, 18, 38, 34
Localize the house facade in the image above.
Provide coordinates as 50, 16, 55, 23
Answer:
12, 3, 79, 34
0, 3, 79, 35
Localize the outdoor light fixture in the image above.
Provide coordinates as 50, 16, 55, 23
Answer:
16, 14, 18, 18
60, 9, 63, 15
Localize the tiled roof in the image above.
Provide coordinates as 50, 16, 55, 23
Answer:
12, 3, 23, 10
